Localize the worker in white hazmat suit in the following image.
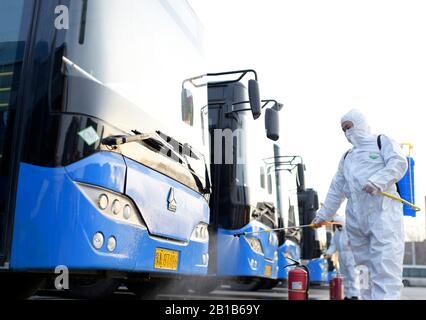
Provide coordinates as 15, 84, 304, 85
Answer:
325, 215, 359, 299
312, 109, 407, 300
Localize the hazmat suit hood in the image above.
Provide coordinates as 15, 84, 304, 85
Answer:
341, 109, 372, 147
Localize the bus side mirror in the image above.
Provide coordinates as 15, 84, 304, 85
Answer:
274, 103, 284, 112
297, 163, 306, 192
248, 79, 261, 119
181, 88, 194, 125
265, 108, 279, 141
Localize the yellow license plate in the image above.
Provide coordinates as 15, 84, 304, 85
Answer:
264, 265, 272, 277
154, 248, 179, 270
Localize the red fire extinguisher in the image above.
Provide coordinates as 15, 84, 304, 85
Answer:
286, 257, 309, 300
329, 275, 344, 300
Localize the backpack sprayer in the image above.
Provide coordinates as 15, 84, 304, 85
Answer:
390, 142, 420, 214
344, 139, 420, 214
374, 140, 420, 213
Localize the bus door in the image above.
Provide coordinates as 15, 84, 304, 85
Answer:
0, 0, 33, 264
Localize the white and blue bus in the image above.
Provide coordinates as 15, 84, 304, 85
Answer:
205, 71, 281, 291
267, 154, 328, 286
0, 0, 211, 298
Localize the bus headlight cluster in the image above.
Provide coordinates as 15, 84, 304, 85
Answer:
245, 236, 264, 255
76, 182, 146, 228
96, 193, 132, 220
190, 223, 209, 242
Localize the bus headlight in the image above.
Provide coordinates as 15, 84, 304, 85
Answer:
107, 236, 117, 252
111, 200, 121, 215
93, 232, 104, 250
98, 194, 109, 210
245, 236, 263, 254
123, 204, 131, 220
190, 223, 209, 242
249, 258, 258, 270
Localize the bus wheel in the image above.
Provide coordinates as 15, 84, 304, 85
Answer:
67, 278, 121, 299
0, 273, 45, 300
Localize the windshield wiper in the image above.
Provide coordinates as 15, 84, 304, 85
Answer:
102, 132, 210, 195
102, 132, 186, 163
103, 132, 162, 148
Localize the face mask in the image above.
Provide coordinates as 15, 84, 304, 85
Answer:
345, 126, 369, 147
345, 128, 354, 144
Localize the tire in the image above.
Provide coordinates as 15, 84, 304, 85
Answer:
402, 279, 410, 287
67, 278, 121, 300
0, 273, 45, 300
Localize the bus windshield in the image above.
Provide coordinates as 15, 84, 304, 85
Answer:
63, 0, 208, 157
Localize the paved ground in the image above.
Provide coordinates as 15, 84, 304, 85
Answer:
31, 284, 426, 300
400, 286, 426, 300
158, 285, 426, 300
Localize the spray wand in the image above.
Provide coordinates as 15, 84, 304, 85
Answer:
380, 191, 421, 212
233, 221, 340, 238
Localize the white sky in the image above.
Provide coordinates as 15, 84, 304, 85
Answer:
189, 0, 426, 241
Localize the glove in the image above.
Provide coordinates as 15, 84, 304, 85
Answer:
362, 182, 380, 195
311, 216, 327, 228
